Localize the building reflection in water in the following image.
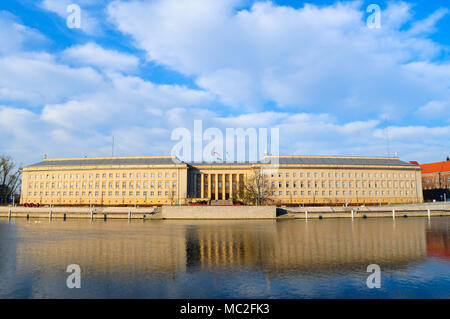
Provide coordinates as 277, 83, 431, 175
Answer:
12, 218, 442, 280
426, 218, 450, 260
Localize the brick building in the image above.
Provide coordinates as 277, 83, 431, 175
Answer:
419, 159, 450, 201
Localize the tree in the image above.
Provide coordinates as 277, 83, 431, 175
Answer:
240, 169, 274, 205
0, 155, 21, 204
447, 156, 449, 161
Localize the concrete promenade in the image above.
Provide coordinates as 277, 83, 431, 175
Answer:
279, 202, 450, 219
0, 206, 160, 220
0, 202, 449, 220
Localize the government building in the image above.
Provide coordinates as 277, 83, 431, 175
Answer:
20, 155, 423, 206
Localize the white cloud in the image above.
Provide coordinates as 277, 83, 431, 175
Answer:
61, 42, 140, 72
108, 0, 450, 119
0, 54, 105, 105
415, 100, 450, 120
1, 2, 450, 166
408, 8, 449, 35
0, 11, 48, 55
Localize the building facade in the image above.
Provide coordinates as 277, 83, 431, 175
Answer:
420, 160, 450, 190
419, 159, 450, 202
20, 155, 423, 206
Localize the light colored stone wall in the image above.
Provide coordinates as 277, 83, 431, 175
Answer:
161, 205, 276, 219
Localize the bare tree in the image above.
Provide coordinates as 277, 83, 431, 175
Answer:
240, 169, 274, 205
0, 155, 21, 204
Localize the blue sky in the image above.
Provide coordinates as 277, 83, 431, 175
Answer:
0, 0, 449, 165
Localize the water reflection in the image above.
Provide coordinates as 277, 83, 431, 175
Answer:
0, 217, 449, 298
426, 219, 450, 260
10, 218, 436, 275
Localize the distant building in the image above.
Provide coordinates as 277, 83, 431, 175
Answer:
20, 154, 423, 206
419, 159, 450, 201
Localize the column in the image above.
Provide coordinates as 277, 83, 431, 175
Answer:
208, 174, 212, 199
222, 173, 226, 200
194, 174, 197, 198
229, 173, 233, 199
215, 174, 219, 200
200, 174, 204, 199
237, 174, 240, 195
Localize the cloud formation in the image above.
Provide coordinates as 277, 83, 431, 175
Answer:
108, 0, 450, 120
0, 1, 449, 165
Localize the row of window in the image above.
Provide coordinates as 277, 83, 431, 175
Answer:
28, 172, 178, 180
29, 181, 177, 189
28, 191, 176, 197
423, 176, 450, 183
272, 190, 415, 197
266, 171, 415, 180
269, 181, 415, 189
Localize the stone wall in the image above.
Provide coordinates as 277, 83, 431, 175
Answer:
161, 205, 276, 219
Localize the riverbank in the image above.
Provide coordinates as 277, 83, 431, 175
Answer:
0, 202, 449, 220
279, 202, 450, 219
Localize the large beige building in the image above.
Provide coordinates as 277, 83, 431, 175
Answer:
20, 155, 423, 206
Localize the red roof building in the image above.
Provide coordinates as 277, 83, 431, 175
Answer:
420, 160, 450, 190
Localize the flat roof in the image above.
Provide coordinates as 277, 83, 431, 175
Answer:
261, 156, 416, 167
24, 155, 417, 169
25, 156, 182, 168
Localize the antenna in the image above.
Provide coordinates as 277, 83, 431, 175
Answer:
112, 136, 114, 157
384, 117, 391, 157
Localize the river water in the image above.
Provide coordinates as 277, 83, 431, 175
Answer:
0, 217, 449, 298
